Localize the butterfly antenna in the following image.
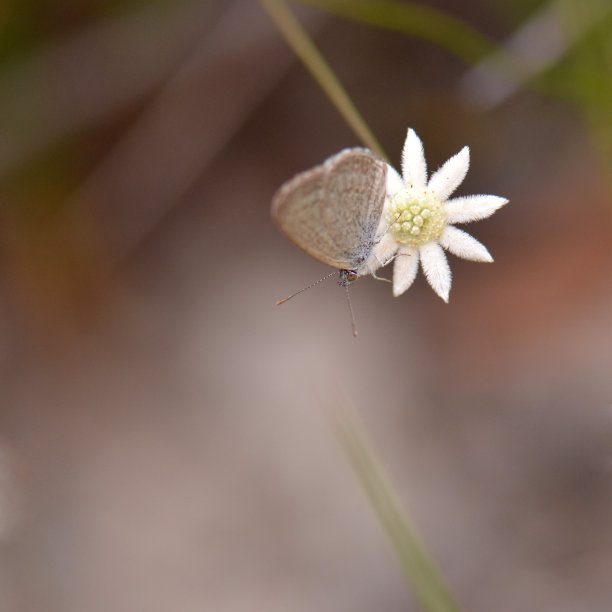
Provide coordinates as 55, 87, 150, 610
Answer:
275, 271, 338, 306
345, 285, 359, 338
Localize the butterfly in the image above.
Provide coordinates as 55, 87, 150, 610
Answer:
271, 148, 388, 335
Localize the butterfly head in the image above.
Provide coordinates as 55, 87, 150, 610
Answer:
338, 269, 358, 287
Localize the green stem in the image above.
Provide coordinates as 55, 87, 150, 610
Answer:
260, 0, 388, 160
330, 403, 463, 612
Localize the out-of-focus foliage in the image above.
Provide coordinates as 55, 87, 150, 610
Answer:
540, 2, 612, 186
0, 0, 137, 60
293, 0, 496, 62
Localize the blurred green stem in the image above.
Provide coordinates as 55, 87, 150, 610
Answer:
259, 0, 388, 160
330, 402, 463, 612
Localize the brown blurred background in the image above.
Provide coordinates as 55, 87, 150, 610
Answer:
1, 0, 611, 610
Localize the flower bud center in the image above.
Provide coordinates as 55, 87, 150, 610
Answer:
386, 187, 446, 247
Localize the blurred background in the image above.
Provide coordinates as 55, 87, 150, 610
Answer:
1, 0, 611, 610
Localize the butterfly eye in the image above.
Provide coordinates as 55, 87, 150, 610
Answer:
338, 269, 358, 287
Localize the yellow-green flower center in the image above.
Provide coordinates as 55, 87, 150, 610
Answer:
386, 187, 446, 247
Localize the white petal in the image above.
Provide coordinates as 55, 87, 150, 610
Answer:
428, 146, 470, 202
392, 246, 419, 297
363, 233, 398, 274
445, 194, 509, 224
419, 242, 452, 302
386, 164, 404, 198
375, 233, 400, 265
401, 128, 427, 187
439, 226, 493, 262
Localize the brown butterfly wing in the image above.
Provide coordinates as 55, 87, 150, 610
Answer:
321, 149, 387, 271
271, 148, 387, 272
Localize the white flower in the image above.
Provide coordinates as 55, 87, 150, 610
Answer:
372, 128, 509, 302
